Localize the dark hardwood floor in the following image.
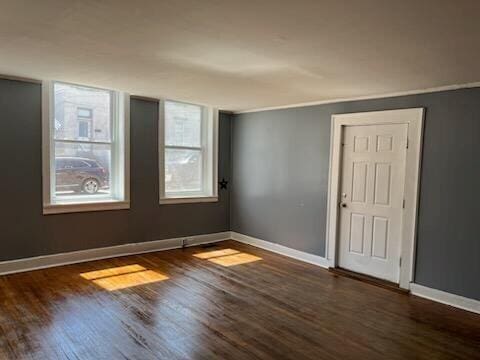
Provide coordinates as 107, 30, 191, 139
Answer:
0, 240, 479, 360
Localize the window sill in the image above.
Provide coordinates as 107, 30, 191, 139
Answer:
43, 200, 130, 215
159, 196, 218, 205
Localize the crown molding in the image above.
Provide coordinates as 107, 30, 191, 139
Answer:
234, 82, 480, 114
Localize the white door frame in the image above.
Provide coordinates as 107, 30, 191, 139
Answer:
325, 108, 424, 290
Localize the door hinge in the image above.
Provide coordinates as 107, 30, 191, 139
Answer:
402, 199, 406, 209
406, 138, 409, 149
399, 257, 402, 267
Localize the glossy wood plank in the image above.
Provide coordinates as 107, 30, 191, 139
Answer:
0, 241, 479, 359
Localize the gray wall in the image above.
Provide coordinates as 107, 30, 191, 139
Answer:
1, 77, 479, 301
0, 79, 231, 261
232, 88, 480, 301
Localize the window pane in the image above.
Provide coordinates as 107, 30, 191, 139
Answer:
54, 142, 111, 198
77, 108, 92, 118
78, 121, 90, 139
165, 149, 202, 193
165, 101, 202, 147
54, 83, 112, 142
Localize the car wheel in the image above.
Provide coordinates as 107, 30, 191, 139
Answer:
82, 178, 100, 194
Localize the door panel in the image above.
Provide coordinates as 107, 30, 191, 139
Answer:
372, 216, 388, 259
349, 213, 366, 254
338, 123, 408, 283
373, 163, 391, 205
351, 162, 368, 203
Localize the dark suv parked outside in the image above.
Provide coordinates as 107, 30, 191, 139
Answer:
56, 157, 109, 194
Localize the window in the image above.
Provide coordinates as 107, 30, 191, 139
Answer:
159, 100, 218, 204
77, 108, 93, 118
78, 121, 90, 138
77, 107, 93, 140
42, 81, 130, 214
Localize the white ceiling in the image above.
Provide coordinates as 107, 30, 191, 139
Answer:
1, 0, 480, 112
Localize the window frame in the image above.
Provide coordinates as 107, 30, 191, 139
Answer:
159, 99, 218, 204
42, 80, 130, 214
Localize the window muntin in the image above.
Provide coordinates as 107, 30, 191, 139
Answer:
160, 100, 218, 202
43, 81, 129, 212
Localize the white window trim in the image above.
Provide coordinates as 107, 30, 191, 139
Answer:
158, 100, 218, 205
42, 80, 130, 215
325, 108, 424, 290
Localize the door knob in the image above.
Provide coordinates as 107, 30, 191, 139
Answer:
341, 203, 347, 208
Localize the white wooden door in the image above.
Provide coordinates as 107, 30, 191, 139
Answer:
338, 123, 408, 283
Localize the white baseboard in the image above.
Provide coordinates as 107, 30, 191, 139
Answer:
230, 231, 329, 269
0, 232, 231, 276
231, 232, 480, 314
2, 231, 479, 316
410, 283, 480, 315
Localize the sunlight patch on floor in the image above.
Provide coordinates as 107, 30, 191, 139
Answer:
80, 264, 146, 280
80, 264, 168, 291
193, 248, 240, 259
194, 248, 262, 267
